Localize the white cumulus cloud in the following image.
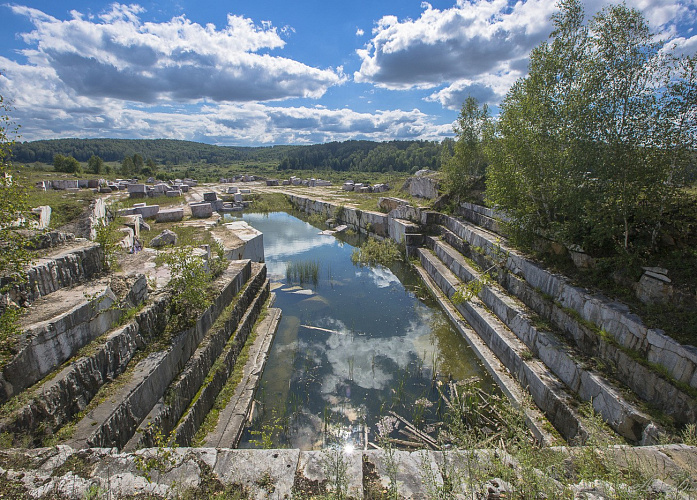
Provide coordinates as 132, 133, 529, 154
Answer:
6, 3, 344, 104
355, 0, 697, 109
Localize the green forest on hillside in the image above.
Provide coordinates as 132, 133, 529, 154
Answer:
10, 138, 442, 173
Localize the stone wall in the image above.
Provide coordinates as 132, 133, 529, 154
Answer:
439, 214, 697, 391
1, 444, 694, 499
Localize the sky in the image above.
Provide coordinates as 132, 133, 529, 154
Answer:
0, 0, 695, 146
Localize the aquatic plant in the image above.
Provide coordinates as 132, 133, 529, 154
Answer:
285, 259, 320, 285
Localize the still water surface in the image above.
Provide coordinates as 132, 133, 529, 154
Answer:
230, 211, 494, 450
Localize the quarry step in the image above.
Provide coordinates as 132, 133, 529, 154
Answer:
65, 261, 255, 450
412, 262, 559, 446
418, 247, 589, 443
122, 264, 268, 451
0, 320, 143, 444
429, 235, 655, 442
439, 214, 697, 392
1, 444, 695, 498
170, 281, 272, 447
437, 224, 697, 427
0, 274, 148, 404
203, 306, 282, 448
456, 202, 507, 236
1, 242, 104, 308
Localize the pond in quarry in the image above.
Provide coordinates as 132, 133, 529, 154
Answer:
228, 211, 495, 450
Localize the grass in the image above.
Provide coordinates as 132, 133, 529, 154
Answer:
191, 306, 269, 446
141, 221, 217, 249
23, 188, 96, 229
242, 192, 292, 213
286, 260, 320, 285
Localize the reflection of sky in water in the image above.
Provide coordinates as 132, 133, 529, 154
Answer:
355, 266, 401, 289
234, 212, 492, 450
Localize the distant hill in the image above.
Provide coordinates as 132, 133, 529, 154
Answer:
9, 138, 252, 164
10, 138, 443, 172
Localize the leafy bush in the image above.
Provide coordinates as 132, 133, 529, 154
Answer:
163, 246, 212, 329
351, 237, 403, 267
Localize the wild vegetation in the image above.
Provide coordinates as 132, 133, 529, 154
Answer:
442, 0, 697, 346
0, 96, 32, 367
11, 138, 443, 175
447, 0, 697, 258
350, 237, 403, 268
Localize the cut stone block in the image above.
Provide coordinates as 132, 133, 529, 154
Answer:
156, 208, 184, 223
135, 205, 159, 219
190, 202, 213, 218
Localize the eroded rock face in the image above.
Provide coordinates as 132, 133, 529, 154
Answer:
150, 230, 178, 248
635, 268, 673, 305
401, 172, 440, 199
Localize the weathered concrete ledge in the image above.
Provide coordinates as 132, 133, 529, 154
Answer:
439, 214, 697, 391
456, 201, 509, 235
412, 263, 559, 446
204, 306, 282, 448
288, 194, 390, 238
418, 248, 587, 443
0, 275, 148, 403
0, 444, 694, 499
429, 236, 654, 442
440, 227, 697, 426
124, 265, 268, 450
172, 281, 271, 447
0, 322, 142, 441
66, 262, 252, 450
1, 243, 104, 308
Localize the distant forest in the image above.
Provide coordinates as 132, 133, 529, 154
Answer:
10, 138, 444, 172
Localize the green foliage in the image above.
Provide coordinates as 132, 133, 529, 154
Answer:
10, 138, 443, 175
249, 408, 287, 449
134, 426, 177, 483
320, 448, 349, 499
0, 92, 31, 361
93, 217, 122, 271
681, 423, 697, 446
245, 192, 291, 213
52, 153, 82, 173
0, 306, 22, 369
451, 275, 488, 305
350, 237, 403, 268
486, 0, 696, 255
87, 154, 104, 175
209, 240, 229, 278
277, 139, 442, 172
442, 97, 491, 202
163, 246, 212, 329
121, 155, 135, 176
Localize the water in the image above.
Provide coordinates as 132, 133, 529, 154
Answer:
231, 211, 495, 450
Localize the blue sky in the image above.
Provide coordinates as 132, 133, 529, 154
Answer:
0, 0, 695, 146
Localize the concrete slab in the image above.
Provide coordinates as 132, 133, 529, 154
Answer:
156, 208, 184, 223
214, 449, 300, 499
221, 221, 264, 262
191, 202, 213, 218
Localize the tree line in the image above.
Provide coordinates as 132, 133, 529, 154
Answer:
277, 140, 442, 172
10, 138, 249, 165
444, 0, 696, 256
10, 138, 442, 173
